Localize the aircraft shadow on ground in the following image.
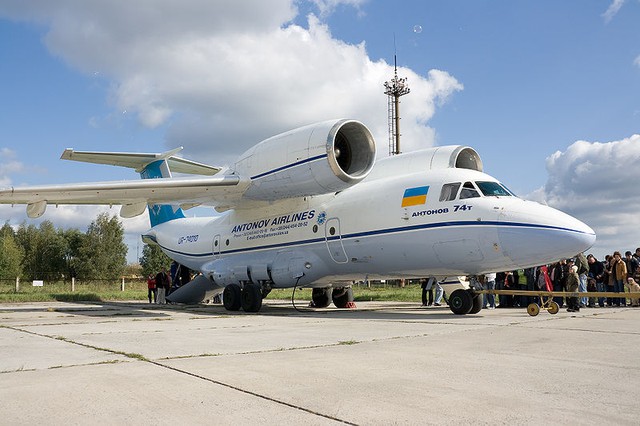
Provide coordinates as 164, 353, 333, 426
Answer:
1, 300, 497, 321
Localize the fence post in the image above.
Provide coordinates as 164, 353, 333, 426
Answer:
15, 277, 20, 292
121, 277, 125, 292
72, 277, 75, 292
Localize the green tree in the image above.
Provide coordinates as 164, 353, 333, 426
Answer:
0, 223, 23, 279
76, 213, 127, 281
15, 221, 67, 281
139, 243, 172, 278
61, 228, 85, 279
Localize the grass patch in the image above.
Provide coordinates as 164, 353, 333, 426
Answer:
0, 280, 147, 303
0, 281, 423, 304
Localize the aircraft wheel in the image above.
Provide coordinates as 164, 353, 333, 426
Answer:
241, 283, 263, 312
469, 291, 483, 314
332, 287, 354, 308
527, 303, 540, 317
312, 288, 332, 308
223, 284, 242, 311
449, 289, 473, 315
547, 301, 560, 315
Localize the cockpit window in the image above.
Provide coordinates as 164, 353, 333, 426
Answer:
476, 181, 513, 197
439, 182, 461, 201
459, 181, 480, 199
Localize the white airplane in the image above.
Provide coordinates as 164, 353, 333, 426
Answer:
0, 119, 595, 314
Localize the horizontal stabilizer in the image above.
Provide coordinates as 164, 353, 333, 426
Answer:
61, 148, 220, 175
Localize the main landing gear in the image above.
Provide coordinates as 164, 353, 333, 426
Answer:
223, 283, 264, 312
311, 287, 355, 309
332, 287, 355, 308
449, 289, 483, 315
222, 284, 356, 313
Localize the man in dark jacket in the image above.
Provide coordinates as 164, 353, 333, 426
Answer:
588, 254, 605, 307
625, 251, 639, 280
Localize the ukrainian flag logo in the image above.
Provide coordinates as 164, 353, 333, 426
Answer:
401, 186, 429, 207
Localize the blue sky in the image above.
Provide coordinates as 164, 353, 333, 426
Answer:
1, 0, 639, 262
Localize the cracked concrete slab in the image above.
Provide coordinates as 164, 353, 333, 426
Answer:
1, 300, 639, 424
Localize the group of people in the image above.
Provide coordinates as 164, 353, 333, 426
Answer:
146, 262, 193, 304
420, 247, 640, 313
481, 247, 640, 312
146, 269, 170, 304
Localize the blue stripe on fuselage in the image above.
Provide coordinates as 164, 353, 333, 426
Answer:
152, 220, 594, 259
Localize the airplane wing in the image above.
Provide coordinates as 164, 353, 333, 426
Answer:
0, 146, 257, 218
0, 175, 251, 218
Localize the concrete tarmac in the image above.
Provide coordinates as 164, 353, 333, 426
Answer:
1, 299, 639, 425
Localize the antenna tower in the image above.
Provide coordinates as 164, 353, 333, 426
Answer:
384, 55, 410, 156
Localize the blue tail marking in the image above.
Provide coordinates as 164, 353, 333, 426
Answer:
141, 159, 185, 227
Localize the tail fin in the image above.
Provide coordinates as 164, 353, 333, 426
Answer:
140, 158, 186, 227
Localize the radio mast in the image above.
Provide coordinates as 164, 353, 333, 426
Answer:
384, 55, 410, 156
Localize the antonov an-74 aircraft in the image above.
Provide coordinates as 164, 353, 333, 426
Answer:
0, 119, 595, 314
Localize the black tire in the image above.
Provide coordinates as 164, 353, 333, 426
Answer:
469, 291, 483, 314
223, 284, 242, 311
449, 289, 473, 315
312, 288, 332, 308
241, 283, 263, 312
332, 287, 354, 308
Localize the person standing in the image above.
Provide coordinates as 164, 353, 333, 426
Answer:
432, 280, 444, 306
575, 252, 589, 308
587, 254, 605, 307
604, 255, 614, 306
421, 278, 431, 306
550, 260, 565, 308
566, 265, 580, 312
484, 272, 496, 309
624, 251, 639, 280
612, 251, 628, 307
147, 274, 156, 304
155, 270, 168, 304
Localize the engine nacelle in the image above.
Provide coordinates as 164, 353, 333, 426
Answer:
426, 145, 483, 171
234, 119, 376, 200
367, 145, 483, 180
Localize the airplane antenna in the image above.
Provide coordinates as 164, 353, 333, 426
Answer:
384, 39, 410, 156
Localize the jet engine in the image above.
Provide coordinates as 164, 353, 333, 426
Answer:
234, 119, 376, 200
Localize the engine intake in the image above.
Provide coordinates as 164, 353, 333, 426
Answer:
234, 119, 376, 200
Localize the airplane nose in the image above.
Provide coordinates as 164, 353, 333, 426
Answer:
497, 200, 596, 267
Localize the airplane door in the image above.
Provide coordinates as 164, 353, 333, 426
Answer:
325, 218, 348, 264
213, 234, 221, 258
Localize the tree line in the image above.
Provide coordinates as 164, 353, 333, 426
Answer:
0, 212, 172, 281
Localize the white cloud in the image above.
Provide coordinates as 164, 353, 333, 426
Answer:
0, 1, 462, 165
0, 1, 464, 262
310, 0, 368, 17
0, 148, 25, 187
634, 54, 640, 68
530, 134, 640, 257
602, 0, 625, 23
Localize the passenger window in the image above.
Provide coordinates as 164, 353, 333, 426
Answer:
459, 181, 480, 199
439, 183, 461, 201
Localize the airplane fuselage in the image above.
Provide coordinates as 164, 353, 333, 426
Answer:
148, 157, 595, 289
